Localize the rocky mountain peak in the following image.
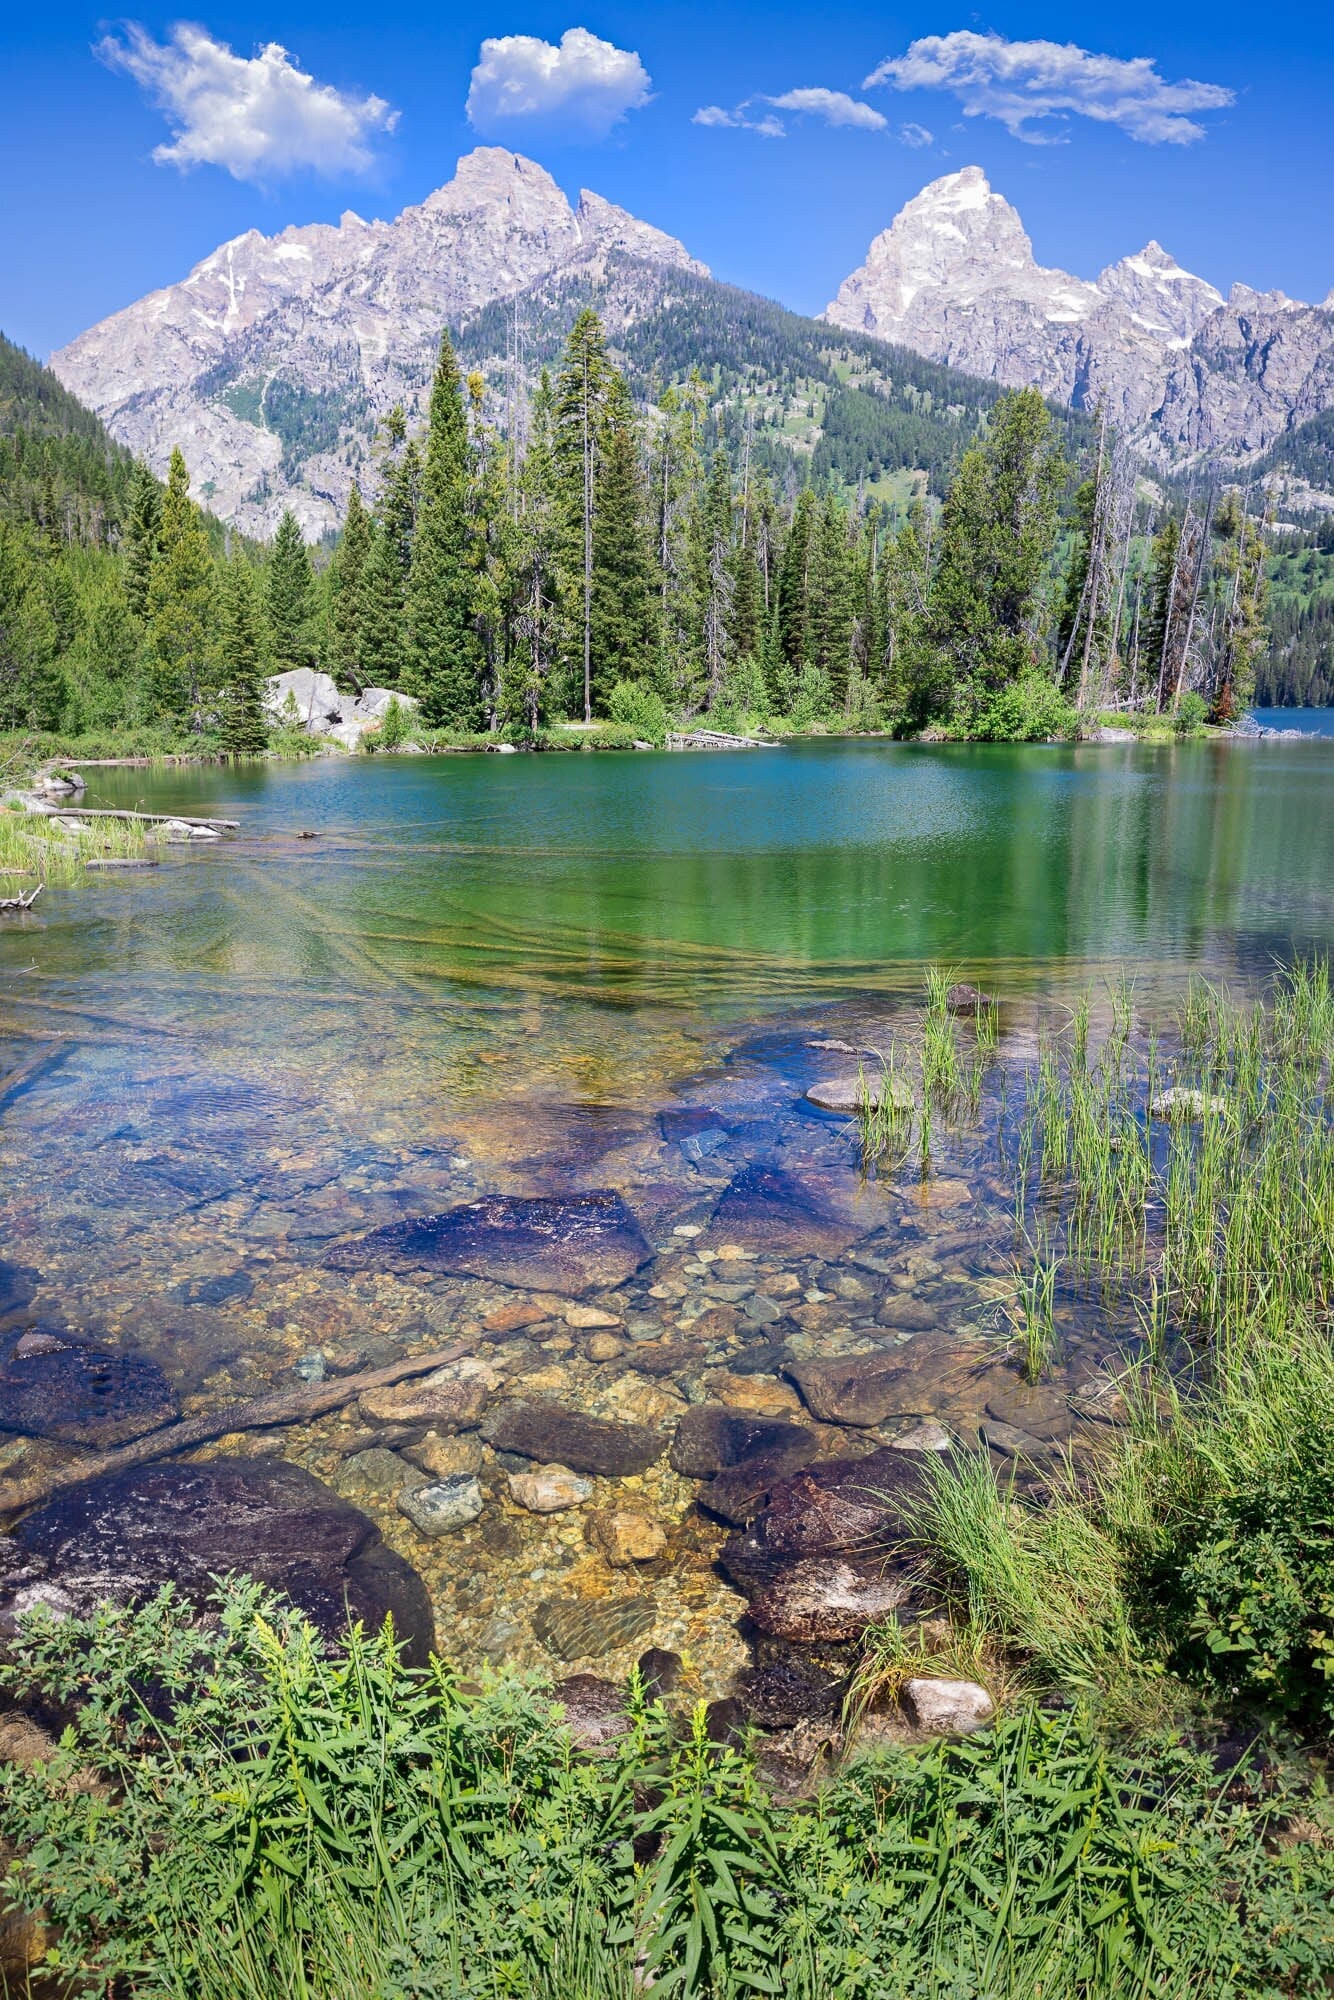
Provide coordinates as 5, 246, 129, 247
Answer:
823, 170, 1240, 426
50, 149, 703, 535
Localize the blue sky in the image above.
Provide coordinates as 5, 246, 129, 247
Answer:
2, 0, 1330, 359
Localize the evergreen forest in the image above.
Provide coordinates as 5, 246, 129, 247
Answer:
0, 314, 1321, 752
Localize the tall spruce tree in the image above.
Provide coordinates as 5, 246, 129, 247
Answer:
147, 447, 214, 726
553, 310, 611, 721
590, 374, 654, 710
0, 524, 61, 730
124, 463, 161, 620
266, 509, 314, 670
925, 389, 1065, 734
329, 481, 371, 689
216, 555, 270, 754
404, 331, 481, 728
360, 436, 418, 686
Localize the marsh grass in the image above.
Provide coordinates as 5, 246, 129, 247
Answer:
0, 806, 151, 887
859, 963, 1333, 1734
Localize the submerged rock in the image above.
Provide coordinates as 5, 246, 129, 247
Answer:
719, 1448, 929, 1600
732, 1660, 843, 1727
0, 1329, 177, 1447
787, 1337, 988, 1427
4, 1458, 434, 1665
508, 1465, 593, 1512
669, 1403, 815, 1479
945, 983, 995, 1016
585, 1508, 667, 1567
0, 1261, 40, 1319
705, 1166, 859, 1260
551, 1673, 629, 1750
326, 1190, 651, 1295
1149, 1087, 1228, 1121
482, 1398, 664, 1477
533, 1594, 656, 1661
805, 1074, 915, 1116
359, 1357, 498, 1431
397, 1475, 484, 1536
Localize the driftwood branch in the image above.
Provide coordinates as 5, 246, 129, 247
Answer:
0, 1338, 480, 1521
0, 885, 42, 913
0, 1041, 69, 1111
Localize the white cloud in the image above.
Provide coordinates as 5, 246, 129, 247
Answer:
467, 28, 650, 138
97, 23, 397, 182
766, 88, 886, 131
899, 121, 934, 148
693, 104, 785, 138
695, 85, 885, 138
865, 32, 1234, 145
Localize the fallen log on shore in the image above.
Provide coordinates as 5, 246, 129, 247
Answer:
0, 1337, 482, 1520
25, 803, 240, 832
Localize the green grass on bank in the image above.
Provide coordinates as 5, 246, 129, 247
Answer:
854, 963, 1334, 1737
1, 1585, 1330, 2000
0, 804, 152, 888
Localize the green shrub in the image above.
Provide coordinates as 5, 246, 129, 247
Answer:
1172, 691, 1209, 737
1135, 1412, 1334, 1733
607, 679, 669, 746
379, 693, 408, 748
0, 1583, 1330, 1998
973, 673, 1077, 742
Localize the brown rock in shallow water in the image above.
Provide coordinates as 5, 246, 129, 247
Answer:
326, 1190, 651, 1296
705, 1167, 859, 1260
533, 1595, 655, 1661
0, 1329, 177, 1447
4, 1459, 434, 1665
585, 1508, 668, 1566
719, 1449, 929, 1599
670, 1403, 815, 1479
945, 983, 995, 1017
482, 1398, 664, 1477
358, 1358, 498, 1431
788, 1337, 988, 1427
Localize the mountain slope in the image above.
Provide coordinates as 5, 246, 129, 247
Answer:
0, 330, 138, 543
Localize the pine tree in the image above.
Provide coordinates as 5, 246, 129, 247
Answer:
590, 373, 654, 711
124, 463, 161, 620
266, 509, 314, 671
147, 447, 214, 726
360, 437, 418, 687
925, 390, 1065, 734
553, 310, 611, 721
775, 487, 816, 680
500, 370, 561, 733
404, 331, 481, 728
329, 481, 371, 689
1208, 494, 1268, 721
0, 523, 61, 729
810, 493, 855, 712
216, 555, 270, 754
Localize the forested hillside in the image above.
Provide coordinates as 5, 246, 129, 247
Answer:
0, 331, 138, 545
459, 261, 1094, 507
1257, 519, 1334, 705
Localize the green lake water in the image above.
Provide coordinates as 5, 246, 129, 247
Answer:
1, 736, 1331, 1675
